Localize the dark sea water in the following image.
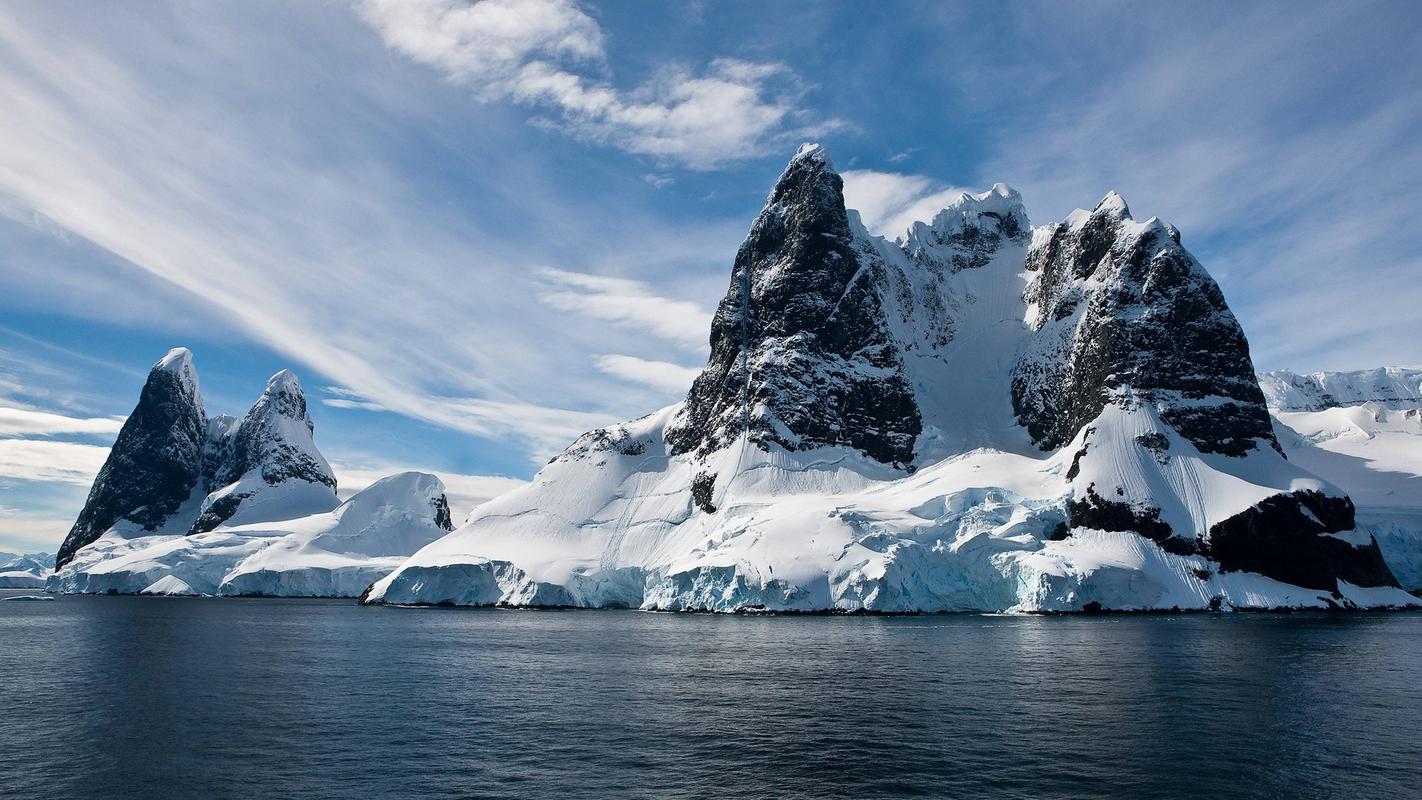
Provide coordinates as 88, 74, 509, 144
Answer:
2, 591, 1420, 799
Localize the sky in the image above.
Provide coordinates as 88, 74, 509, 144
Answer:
1, 0, 1419, 554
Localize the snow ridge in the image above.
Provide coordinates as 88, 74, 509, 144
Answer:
1259, 367, 1422, 411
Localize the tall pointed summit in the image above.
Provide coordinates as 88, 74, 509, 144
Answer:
667, 143, 921, 467
56, 348, 207, 568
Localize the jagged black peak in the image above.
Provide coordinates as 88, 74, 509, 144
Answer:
190, 369, 337, 534
1012, 198, 1277, 457
666, 144, 922, 467
56, 348, 207, 569
55, 348, 341, 558
218, 369, 333, 487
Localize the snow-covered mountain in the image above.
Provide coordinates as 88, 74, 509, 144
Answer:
1260, 367, 1422, 412
49, 471, 454, 597
365, 145, 1415, 612
0, 552, 54, 589
55, 349, 338, 569
49, 349, 454, 596
1261, 368, 1422, 592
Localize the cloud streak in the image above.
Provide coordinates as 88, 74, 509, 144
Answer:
840, 169, 976, 240
0, 439, 108, 485
593, 354, 700, 394
0, 3, 739, 462
0, 406, 125, 437
539, 268, 713, 351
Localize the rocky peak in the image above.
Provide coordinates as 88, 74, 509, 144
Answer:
56, 348, 209, 569
665, 144, 922, 468
56, 348, 343, 559
217, 369, 335, 491
252, 369, 313, 431
900, 184, 1029, 273
1013, 194, 1276, 457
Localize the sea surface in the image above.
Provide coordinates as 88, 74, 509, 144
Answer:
2, 591, 1420, 799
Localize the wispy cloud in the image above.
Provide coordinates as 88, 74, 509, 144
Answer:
959, 2, 1422, 371
0, 506, 74, 554
0, 439, 108, 485
593, 354, 700, 394
0, 406, 125, 437
0, 3, 737, 462
321, 386, 389, 413
539, 268, 712, 351
355, 0, 841, 169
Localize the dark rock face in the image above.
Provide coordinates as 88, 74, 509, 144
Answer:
666, 145, 921, 467
1066, 483, 1193, 554
215, 372, 335, 490
1013, 195, 1277, 457
188, 493, 247, 535
56, 352, 206, 569
432, 494, 454, 532
1205, 490, 1398, 590
187, 371, 335, 533
691, 472, 717, 514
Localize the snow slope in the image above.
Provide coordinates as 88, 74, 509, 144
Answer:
48, 472, 454, 597
368, 146, 1414, 613
1263, 372, 1422, 591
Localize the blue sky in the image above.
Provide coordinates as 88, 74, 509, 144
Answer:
2, 0, 1419, 553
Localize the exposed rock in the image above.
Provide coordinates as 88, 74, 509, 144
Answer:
666, 143, 922, 467
56, 348, 206, 569
57, 349, 340, 567
1205, 490, 1397, 590
1013, 194, 1276, 457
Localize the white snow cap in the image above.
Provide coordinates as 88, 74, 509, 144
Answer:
1096, 190, 1131, 216
151, 346, 201, 403
263, 368, 302, 397
154, 347, 195, 374
793, 141, 834, 169
900, 181, 1027, 244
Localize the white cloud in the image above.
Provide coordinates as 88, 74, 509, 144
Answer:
840, 169, 974, 240
356, 0, 840, 169
321, 386, 389, 412
0, 507, 73, 553
0, 405, 124, 437
593, 354, 700, 394
0, 439, 108, 485
539, 268, 712, 351
355, 0, 604, 87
